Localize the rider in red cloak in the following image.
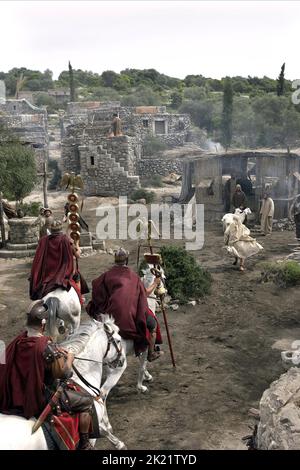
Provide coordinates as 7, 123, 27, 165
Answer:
0, 301, 98, 450
29, 220, 88, 303
86, 248, 149, 354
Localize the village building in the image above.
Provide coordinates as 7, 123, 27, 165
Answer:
61, 101, 191, 196
180, 149, 300, 221
0, 81, 48, 172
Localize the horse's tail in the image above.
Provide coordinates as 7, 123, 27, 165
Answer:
44, 297, 61, 337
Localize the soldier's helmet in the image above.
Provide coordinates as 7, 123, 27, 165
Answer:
114, 247, 129, 265
26, 300, 48, 327
50, 219, 63, 233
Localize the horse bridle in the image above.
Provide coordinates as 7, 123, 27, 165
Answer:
103, 326, 124, 369
71, 326, 124, 398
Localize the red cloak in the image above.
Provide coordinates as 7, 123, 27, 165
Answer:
29, 233, 75, 300
0, 332, 50, 419
86, 266, 149, 353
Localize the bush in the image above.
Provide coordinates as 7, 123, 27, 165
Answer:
131, 189, 156, 204
260, 260, 300, 288
0, 140, 37, 202
160, 245, 212, 303
142, 136, 168, 156
141, 175, 163, 188
19, 201, 42, 217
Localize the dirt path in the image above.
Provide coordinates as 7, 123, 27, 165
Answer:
0, 222, 299, 449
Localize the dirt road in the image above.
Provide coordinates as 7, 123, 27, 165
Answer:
1, 212, 299, 449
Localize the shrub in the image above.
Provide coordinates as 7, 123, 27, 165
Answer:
131, 189, 156, 204
260, 260, 300, 288
142, 136, 168, 157
160, 245, 212, 303
141, 175, 163, 188
19, 201, 42, 217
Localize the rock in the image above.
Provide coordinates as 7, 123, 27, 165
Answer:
257, 367, 300, 449
188, 300, 196, 306
170, 304, 179, 311
162, 172, 181, 185
92, 239, 106, 251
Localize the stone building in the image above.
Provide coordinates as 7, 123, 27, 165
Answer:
0, 83, 48, 172
61, 102, 191, 196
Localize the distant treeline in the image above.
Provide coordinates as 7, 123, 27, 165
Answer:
1, 67, 299, 149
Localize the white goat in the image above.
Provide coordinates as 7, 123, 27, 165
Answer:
221, 207, 252, 232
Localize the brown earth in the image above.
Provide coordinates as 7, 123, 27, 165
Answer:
1, 196, 300, 450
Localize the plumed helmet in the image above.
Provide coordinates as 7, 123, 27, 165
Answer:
114, 247, 129, 264
50, 219, 63, 233
26, 300, 48, 325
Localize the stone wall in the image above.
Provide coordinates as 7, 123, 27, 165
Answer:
130, 112, 191, 148
78, 142, 140, 196
102, 136, 139, 175
8, 217, 39, 246
138, 157, 183, 177
0, 99, 46, 116
61, 103, 191, 196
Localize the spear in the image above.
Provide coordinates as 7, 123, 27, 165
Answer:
145, 221, 176, 368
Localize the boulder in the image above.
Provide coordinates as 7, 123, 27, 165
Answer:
257, 367, 300, 449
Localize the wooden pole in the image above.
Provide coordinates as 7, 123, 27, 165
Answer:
147, 222, 176, 368
43, 160, 48, 209
0, 192, 6, 248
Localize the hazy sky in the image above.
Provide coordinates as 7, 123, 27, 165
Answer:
1, 1, 299, 80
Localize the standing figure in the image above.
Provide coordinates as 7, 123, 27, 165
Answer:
110, 113, 122, 137
260, 192, 274, 236
289, 194, 300, 241
38, 208, 54, 238
232, 184, 247, 211
141, 266, 163, 362
224, 215, 263, 271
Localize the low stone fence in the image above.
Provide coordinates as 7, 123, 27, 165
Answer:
137, 158, 183, 177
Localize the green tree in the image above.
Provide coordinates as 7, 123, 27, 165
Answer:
221, 77, 233, 149
101, 70, 119, 88
277, 63, 286, 96
68, 61, 76, 102
35, 93, 57, 113
0, 139, 37, 202
170, 91, 183, 109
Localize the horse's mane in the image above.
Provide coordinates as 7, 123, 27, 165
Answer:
61, 316, 119, 355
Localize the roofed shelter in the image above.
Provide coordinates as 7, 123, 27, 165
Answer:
179, 150, 300, 222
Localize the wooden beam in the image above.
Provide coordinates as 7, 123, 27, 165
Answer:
0, 192, 6, 248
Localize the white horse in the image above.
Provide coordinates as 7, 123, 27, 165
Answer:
222, 207, 252, 232
42, 287, 81, 338
0, 317, 127, 450
102, 263, 166, 395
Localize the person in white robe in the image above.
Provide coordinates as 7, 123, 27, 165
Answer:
224, 215, 263, 271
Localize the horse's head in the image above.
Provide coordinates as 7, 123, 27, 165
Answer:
101, 315, 125, 369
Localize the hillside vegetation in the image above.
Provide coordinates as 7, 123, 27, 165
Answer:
1, 66, 300, 149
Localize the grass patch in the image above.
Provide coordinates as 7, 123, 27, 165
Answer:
141, 175, 163, 188
260, 260, 300, 288
131, 189, 156, 204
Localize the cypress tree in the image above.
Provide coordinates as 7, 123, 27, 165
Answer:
221, 77, 233, 150
68, 61, 76, 102
277, 62, 285, 96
